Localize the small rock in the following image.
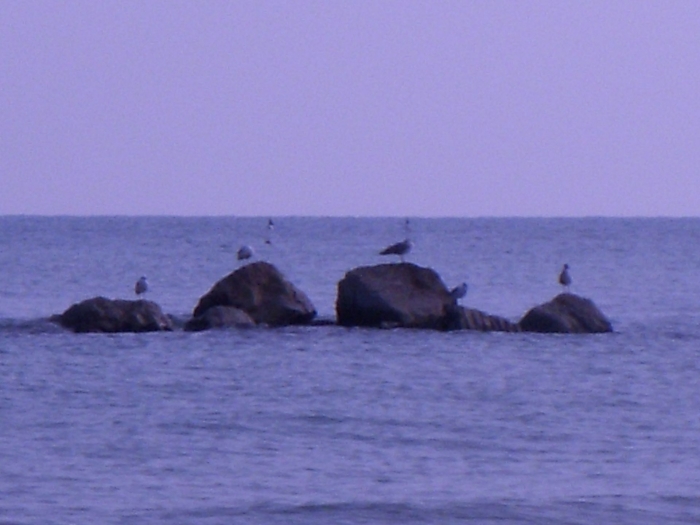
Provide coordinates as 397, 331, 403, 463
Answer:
519, 293, 613, 334
185, 306, 255, 331
57, 296, 173, 333
443, 305, 521, 332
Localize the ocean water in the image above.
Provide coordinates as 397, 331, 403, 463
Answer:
1, 216, 700, 524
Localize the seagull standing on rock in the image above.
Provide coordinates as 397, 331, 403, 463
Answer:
265, 218, 274, 245
559, 264, 572, 291
379, 238, 413, 262
379, 218, 412, 262
135, 276, 148, 297
450, 282, 468, 303
237, 245, 254, 261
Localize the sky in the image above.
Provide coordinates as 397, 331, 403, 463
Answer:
2, 1, 700, 217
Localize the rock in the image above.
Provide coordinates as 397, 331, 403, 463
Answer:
184, 306, 255, 331
57, 296, 173, 333
443, 305, 521, 332
519, 293, 613, 334
336, 263, 453, 329
192, 262, 316, 327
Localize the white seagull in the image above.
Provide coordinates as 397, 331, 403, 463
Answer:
135, 276, 148, 297
559, 264, 572, 291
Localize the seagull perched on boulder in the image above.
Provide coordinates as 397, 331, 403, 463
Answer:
559, 264, 572, 291
450, 282, 468, 303
379, 238, 413, 262
237, 245, 254, 261
135, 276, 148, 297
379, 218, 412, 262
265, 218, 274, 244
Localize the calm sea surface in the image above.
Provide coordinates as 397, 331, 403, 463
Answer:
1, 217, 700, 524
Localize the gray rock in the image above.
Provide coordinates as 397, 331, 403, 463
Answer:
336, 263, 453, 329
185, 306, 255, 331
519, 293, 613, 334
443, 305, 521, 332
192, 261, 316, 327
57, 296, 173, 333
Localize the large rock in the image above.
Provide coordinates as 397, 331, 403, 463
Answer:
336, 263, 453, 329
519, 293, 613, 333
443, 305, 521, 332
192, 262, 316, 327
57, 297, 173, 333
185, 306, 255, 331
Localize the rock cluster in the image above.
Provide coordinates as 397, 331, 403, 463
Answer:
335, 263, 519, 332
54, 262, 613, 335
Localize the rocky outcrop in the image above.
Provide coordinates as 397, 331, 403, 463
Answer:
191, 262, 316, 327
519, 293, 613, 333
185, 306, 255, 331
336, 263, 454, 329
56, 297, 173, 333
443, 305, 521, 332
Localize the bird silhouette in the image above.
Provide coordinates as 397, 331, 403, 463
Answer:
135, 276, 148, 297
379, 219, 412, 262
450, 282, 468, 302
559, 264, 572, 291
265, 218, 274, 244
380, 239, 412, 262
237, 245, 254, 261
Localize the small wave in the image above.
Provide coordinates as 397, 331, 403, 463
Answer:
168, 500, 530, 524
0, 317, 66, 335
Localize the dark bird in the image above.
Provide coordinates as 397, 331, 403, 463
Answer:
237, 245, 254, 261
559, 264, 572, 291
379, 238, 413, 262
450, 282, 468, 302
265, 218, 274, 244
379, 218, 412, 262
135, 276, 148, 297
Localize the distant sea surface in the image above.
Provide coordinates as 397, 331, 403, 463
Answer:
2, 216, 700, 525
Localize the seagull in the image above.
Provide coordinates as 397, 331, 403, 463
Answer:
379, 218, 412, 262
237, 244, 254, 261
135, 276, 148, 297
450, 282, 468, 302
265, 218, 274, 244
559, 264, 572, 291
379, 238, 413, 262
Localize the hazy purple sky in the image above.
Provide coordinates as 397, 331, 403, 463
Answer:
2, 1, 699, 216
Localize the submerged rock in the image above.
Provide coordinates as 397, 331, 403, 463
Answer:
443, 305, 521, 332
185, 306, 255, 331
57, 296, 173, 333
191, 261, 316, 327
519, 293, 613, 334
336, 263, 453, 329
